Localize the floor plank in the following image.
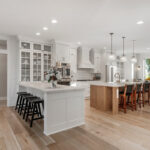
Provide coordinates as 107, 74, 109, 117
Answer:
1, 100, 150, 150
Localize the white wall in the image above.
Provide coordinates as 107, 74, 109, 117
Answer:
0, 54, 7, 100
0, 35, 19, 106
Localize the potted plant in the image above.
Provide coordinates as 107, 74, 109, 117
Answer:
46, 66, 61, 88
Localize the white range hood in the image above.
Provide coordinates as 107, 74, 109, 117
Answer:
77, 47, 94, 69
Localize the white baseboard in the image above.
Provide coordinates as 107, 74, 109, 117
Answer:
0, 97, 7, 100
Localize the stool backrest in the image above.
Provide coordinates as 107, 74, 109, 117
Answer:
136, 84, 142, 92
143, 83, 150, 92
126, 84, 134, 93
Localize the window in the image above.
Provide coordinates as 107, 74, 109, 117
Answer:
143, 59, 150, 80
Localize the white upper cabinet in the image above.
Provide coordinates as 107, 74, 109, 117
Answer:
21, 42, 31, 50
55, 43, 70, 63
70, 48, 77, 73
19, 40, 52, 82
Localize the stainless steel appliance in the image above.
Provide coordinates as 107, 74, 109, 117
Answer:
57, 63, 71, 85
105, 65, 117, 82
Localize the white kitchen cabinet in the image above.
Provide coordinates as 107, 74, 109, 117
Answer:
33, 51, 42, 81
19, 40, 52, 82
55, 43, 70, 63
43, 52, 51, 80
94, 52, 101, 73
20, 50, 31, 81
70, 48, 77, 73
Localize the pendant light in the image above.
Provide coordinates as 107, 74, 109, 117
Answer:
131, 40, 137, 63
120, 37, 127, 62
109, 33, 116, 60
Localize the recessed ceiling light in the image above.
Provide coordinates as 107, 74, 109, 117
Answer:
51, 19, 58, 24
77, 42, 81, 45
147, 48, 150, 50
43, 27, 48, 31
36, 32, 40, 36
137, 21, 144, 25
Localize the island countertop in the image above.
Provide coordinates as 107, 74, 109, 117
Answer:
90, 81, 143, 87
19, 82, 85, 93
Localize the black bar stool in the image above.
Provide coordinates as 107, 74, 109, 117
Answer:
25, 98, 44, 127
15, 92, 27, 110
16, 92, 31, 113
19, 94, 33, 115
23, 96, 37, 119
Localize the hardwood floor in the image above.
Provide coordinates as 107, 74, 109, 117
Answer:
1, 100, 150, 150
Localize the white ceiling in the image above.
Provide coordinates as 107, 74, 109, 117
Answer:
0, 0, 150, 53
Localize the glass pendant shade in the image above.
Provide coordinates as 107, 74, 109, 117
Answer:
109, 33, 116, 60
131, 56, 137, 63
120, 36, 127, 62
109, 53, 116, 60
120, 55, 127, 62
130, 40, 137, 63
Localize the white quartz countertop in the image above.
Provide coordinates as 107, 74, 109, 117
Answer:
19, 82, 85, 93
90, 81, 143, 87
72, 81, 144, 88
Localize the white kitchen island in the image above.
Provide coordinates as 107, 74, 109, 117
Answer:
19, 82, 85, 136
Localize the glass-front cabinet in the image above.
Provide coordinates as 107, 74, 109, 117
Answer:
20, 41, 52, 82
44, 52, 51, 80
33, 52, 42, 81
21, 51, 30, 81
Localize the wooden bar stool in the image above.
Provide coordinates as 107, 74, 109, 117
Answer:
142, 82, 150, 106
135, 84, 142, 108
126, 84, 135, 111
119, 85, 127, 113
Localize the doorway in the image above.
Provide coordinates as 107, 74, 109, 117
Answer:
0, 54, 7, 105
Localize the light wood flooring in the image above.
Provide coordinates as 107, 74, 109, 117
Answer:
1, 100, 150, 150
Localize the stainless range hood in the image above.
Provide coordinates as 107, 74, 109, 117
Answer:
77, 47, 94, 69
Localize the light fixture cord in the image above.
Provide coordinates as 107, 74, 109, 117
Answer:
110, 33, 114, 54
133, 40, 135, 56
122, 37, 125, 56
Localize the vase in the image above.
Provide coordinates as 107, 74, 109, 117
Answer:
50, 80, 57, 88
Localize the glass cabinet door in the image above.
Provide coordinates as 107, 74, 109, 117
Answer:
21, 51, 30, 81
33, 52, 42, 81
44, 53, 51, 80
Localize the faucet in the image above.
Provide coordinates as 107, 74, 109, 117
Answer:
114, 73, 121, 83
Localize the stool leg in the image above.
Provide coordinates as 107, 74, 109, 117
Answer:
134, 92, 137, 110
139, 93, 141, 108
23, 100, 28, 119
30, 103, 36, 127
18, 96, 23, 113
131, 94, 134, 111
15, 95, 20, 110
26, 102, 31, 122
20, 98, 25, 115
142, 93, 144, 107
37, 103, 42, 117
124, 96, 126, 113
